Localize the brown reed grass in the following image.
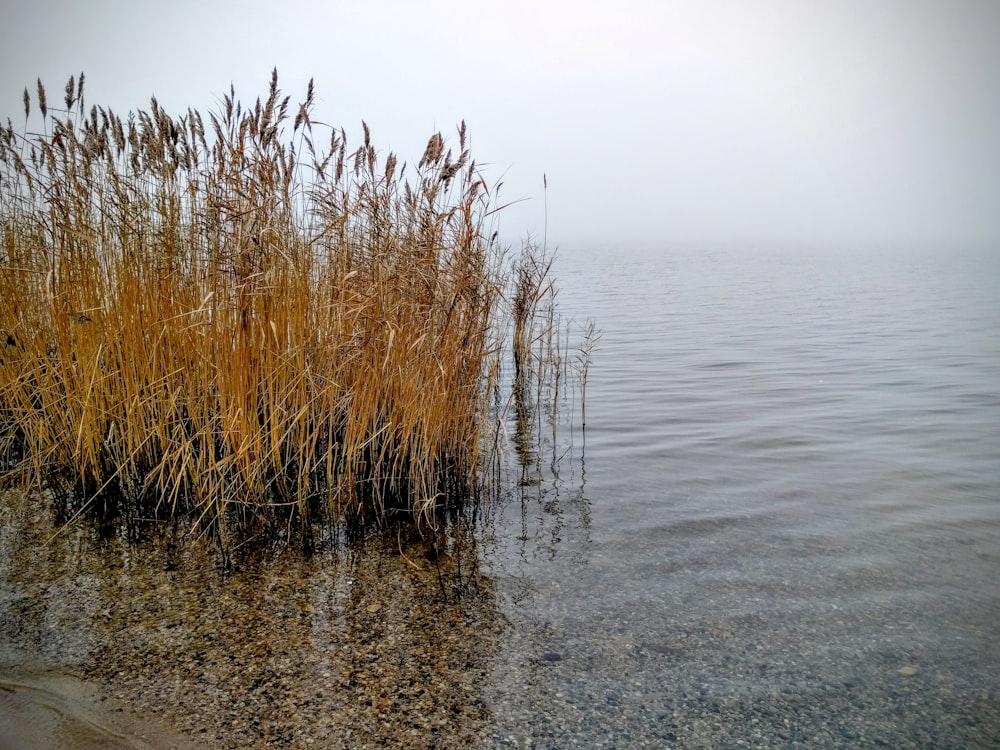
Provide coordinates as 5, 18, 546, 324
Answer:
0, 71, 561, 549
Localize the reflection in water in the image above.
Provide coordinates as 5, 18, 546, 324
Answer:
511, 378, 538, 485
0, 489, 507, 749
503, 319, 593, 566
0, 278, 596, 750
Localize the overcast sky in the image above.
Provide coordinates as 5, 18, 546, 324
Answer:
2, 0, 998, 249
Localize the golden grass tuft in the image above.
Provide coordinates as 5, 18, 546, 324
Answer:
0, 71, 561, 549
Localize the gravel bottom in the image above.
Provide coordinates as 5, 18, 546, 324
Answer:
475, 491, 1000, 750
2, 487, 999, 749
478, 604, 1000, 749
0, 491, 505, 749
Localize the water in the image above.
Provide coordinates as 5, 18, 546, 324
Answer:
1, 244, 998, 748
480, 244, 1000, 747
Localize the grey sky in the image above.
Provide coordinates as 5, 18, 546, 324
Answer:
2, 0, 998, 249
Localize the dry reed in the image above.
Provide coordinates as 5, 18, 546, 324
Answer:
0, 71, 563, 550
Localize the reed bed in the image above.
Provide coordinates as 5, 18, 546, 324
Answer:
0, 71, 560, 548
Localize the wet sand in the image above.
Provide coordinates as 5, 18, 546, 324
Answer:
0, 667, 199, 750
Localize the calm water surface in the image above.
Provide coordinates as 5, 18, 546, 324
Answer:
481, 244, 1000, 747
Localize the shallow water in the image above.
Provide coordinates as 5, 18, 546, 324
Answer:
480, 244, 1000, 747
2, 243, 998, 748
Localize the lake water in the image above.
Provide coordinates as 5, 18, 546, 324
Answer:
1, 243, 998, 748
480, 244, 1000, 747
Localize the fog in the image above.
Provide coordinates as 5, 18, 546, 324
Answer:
2, 0, 998, 249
